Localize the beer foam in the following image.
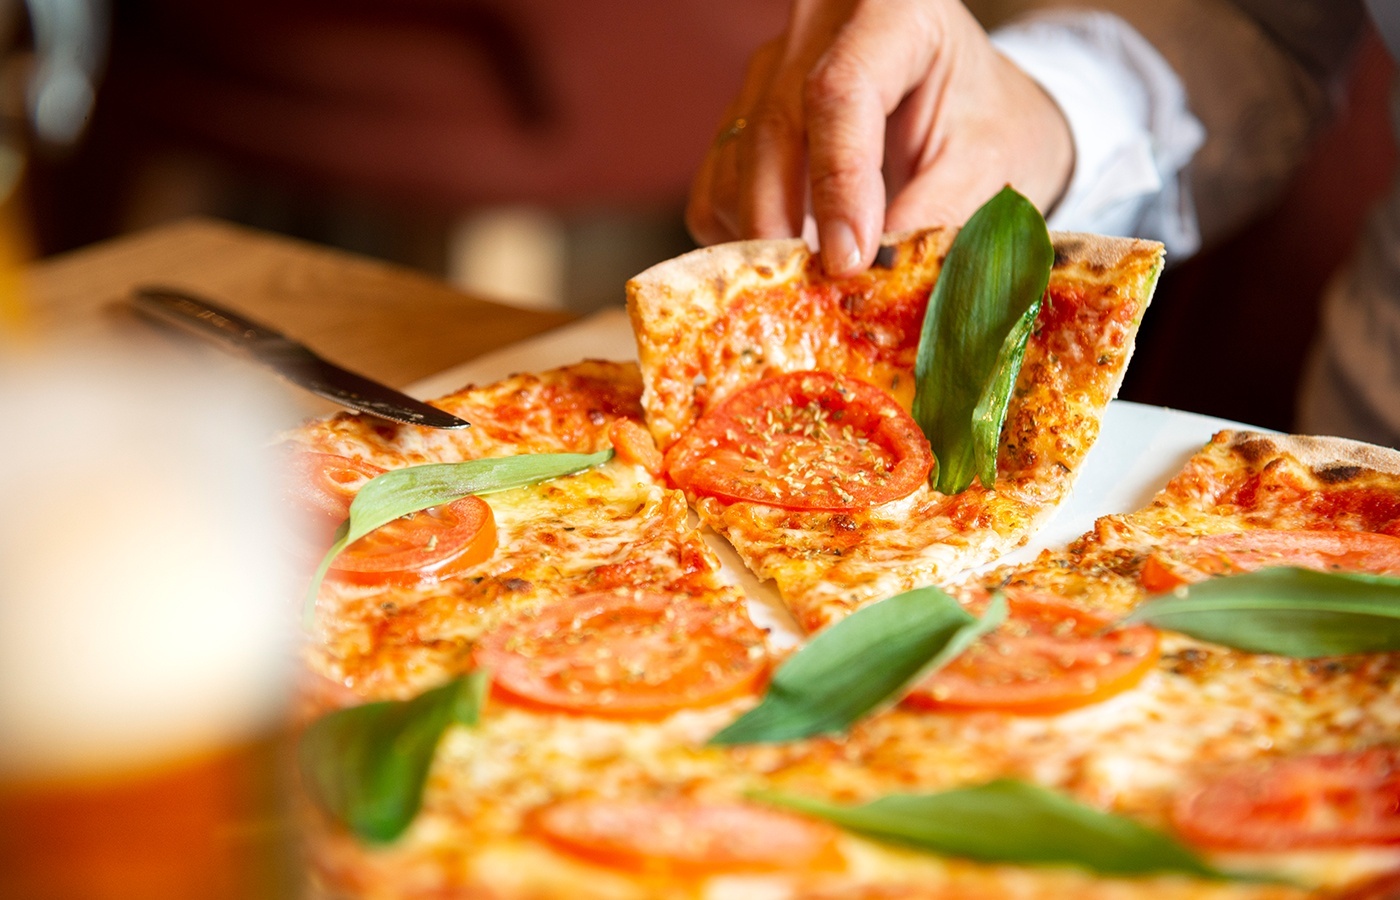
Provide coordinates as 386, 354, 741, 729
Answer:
0, 346, 294, 778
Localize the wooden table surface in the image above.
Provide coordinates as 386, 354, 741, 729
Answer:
25, 217, 576, 413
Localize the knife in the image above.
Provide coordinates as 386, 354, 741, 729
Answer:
131, 286, 471, 429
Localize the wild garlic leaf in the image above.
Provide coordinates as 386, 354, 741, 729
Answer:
1123, 567, 1400, 657
303, 450, 612, 626
754, 779, 1232, 880
709, 588, 1005, 744
299, 671, 490, 843
912, 186, 1053, 494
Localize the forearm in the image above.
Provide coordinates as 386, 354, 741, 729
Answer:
985, 0, 1365, 251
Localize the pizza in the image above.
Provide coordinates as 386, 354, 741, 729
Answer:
627, 227, 1163, 631
287, 360, 759, 708
289, 230, 1400, 899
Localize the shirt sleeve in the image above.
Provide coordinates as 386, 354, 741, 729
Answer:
991, 10, 1206, 259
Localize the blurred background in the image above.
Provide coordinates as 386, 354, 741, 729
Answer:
13, 0, 1400, 425
0, 2, 1395, 896
26, 0, 789, 312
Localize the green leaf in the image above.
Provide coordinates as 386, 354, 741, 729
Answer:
913, 186, 1053, 494
709, 588, 1005, 745
753, 779, 1227, 880
298, 670, 490, 844
303, 450, 612, 626
970, 302, 1041, 488
1123, 567, 1400, 657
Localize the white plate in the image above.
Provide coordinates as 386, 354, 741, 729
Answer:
409, 307, 1261, 640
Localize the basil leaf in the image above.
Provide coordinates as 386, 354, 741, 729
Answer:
298, 671, 490, 844
303, 450, 612, 626
913, 186, 1053, 494
709, 588, 1006, 745
754, 779, 1226, 880
1123, 567, 1400, 657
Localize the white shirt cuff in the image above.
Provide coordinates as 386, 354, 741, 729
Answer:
992, 11, 1206, 259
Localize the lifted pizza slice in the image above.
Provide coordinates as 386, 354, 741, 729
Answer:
627, 227, 1163, 631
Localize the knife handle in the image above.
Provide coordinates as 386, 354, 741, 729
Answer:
132, 286, 292, 352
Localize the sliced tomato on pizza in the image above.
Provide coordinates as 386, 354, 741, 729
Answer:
532, 798, 841, 875
1172, 746, 1400, 851
904, 592, 1159, 716
473, 590, 767, 718
1139, 529, 1400, 592
665, 370, 932, 510
329, 494, 498, 588
285, 451, 499, 588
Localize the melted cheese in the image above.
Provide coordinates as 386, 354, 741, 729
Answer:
298, 366, 1400, 899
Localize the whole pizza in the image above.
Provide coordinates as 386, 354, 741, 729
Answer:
286, 221, 1400, 899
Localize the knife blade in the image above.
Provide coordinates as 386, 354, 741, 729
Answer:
131, 286, 471, 429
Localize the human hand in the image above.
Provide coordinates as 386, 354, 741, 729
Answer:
686, 0, 1074, 277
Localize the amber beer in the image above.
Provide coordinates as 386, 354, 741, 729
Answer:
0, 353, 297, 900
0, 737, 295, 900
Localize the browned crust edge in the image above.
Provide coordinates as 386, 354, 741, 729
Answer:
627, 228, 1164, 339
1222, 429, 1400, 478
1048, 230, 1163, 275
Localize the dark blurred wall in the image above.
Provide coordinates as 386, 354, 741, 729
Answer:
28, 0, 787, 274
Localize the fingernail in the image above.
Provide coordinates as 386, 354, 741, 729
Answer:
820, 221, 862, 276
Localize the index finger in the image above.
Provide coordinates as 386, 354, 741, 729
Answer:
804, 1, 941, 276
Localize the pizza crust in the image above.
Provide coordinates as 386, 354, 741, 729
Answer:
1224, 429, 1400, 479
627, 229, 1163, 453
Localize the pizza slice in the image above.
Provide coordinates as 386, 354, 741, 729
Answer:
1078, 429, 1400, 592
285, 361, 793, 894
707, 430, 1400, 896
627, 226, 1164, 631
917, 431, 1400, 889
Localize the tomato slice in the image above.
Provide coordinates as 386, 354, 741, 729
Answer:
287, 451, 385, 521
904, 593, 1160, 715
329, 494, 497, 587
1172, 747, 1400, 851
474, 592, 767, 717
664, 370, 932, 510
533, 798, 840, 874
1140, 529, 1400, 592
284, 451, 387, 555
1332, 869, 1400, 900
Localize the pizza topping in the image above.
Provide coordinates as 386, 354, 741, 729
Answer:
303, 450, 613, 626
664, 370, 932, 510
1332, 869, 1400, 900
285, 451, 386, 554
1139, 529, 1400, 592
288, 452, 385, 523
298, 672, 489, 844
1125, 567, 1400, 658
904, 593, 1159, 716
912, 186, 1053, 494
711, 587, 1004, 745
474, 591, 767, 718
756, 779, 1224, 879
607, 418, 664, 476
328, 494, 496, 588
1171, 746, 1400, 851
532, 798, 841, 874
